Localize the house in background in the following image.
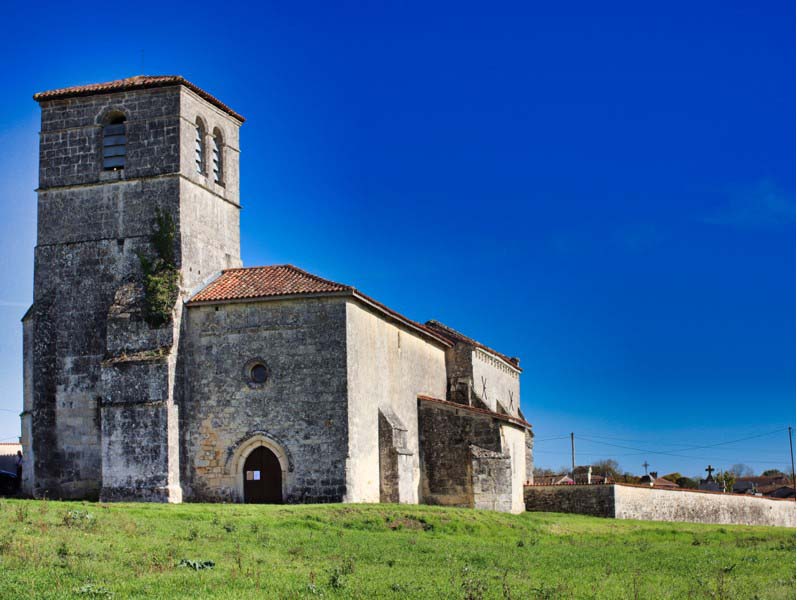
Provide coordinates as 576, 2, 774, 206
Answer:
639, 472, 680, 489
733, 475, 794, 498
0, 443, 22, 473
572, 465, 614, 485
534, 474, 574, 485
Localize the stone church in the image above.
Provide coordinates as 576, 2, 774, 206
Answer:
19, 76, 533, 512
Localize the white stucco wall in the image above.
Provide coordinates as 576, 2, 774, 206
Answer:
614, 485, 796, 527
501, 424, 527, 513
344, 301, 447, 504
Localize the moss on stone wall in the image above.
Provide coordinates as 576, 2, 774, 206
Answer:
138, 209, 180, 327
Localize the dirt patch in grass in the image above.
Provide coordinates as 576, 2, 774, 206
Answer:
387, 516, 433, 531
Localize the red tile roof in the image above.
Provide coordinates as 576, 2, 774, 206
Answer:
191, 265, 350, 303
424, 320, 521, 371
188, 265, 452, 348
653, 478, 680, 488
33, 75, 244, 122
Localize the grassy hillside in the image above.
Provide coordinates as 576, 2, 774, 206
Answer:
0, 500, 793, 599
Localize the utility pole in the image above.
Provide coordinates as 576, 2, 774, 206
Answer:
570, 432, 575, 475
789, 426, 795, 484
642, 461, 650, 475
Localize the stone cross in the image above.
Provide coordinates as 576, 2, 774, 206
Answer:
642, 460, 650, 475
705, 465, 715, 479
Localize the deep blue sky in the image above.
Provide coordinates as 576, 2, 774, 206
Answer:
0, 1, 793, 477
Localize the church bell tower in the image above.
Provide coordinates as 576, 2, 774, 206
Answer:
21, 76, 244, 501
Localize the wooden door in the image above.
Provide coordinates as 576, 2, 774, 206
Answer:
243, 446, 282, 503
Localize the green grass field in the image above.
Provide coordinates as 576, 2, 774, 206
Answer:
0, 499, 793, 599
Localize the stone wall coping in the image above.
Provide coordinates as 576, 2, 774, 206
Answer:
418, 394, 532, 430
424, 319, 522, 372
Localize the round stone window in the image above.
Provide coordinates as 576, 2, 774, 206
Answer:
250, 363, 268, 384
243, 359, 270, 387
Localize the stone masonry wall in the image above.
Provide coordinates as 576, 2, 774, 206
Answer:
525, 485, 796, 527
31, 233, 162, 498
179, 88, 241, 208
442, 341, 521, 417
20, 312, 34, 494
182, 297, 350, 503
30, 88, 185, 499
470, 347, 521, 416
38, 88, 182, 188
524, 485, 616, 518
178, 86, 242, 291
419, 400, 508, 508
418, 402, 479, 507
28, 83, 242, 501
524, 430, 534, 484
470, 446, 513, 513
614, 484, 796, 527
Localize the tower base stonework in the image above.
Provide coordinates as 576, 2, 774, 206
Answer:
98, 283, 183, 503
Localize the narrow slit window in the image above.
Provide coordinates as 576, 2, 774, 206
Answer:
102, 114, 126, 171
212, 129, 223, 184
195, 120, 206, 174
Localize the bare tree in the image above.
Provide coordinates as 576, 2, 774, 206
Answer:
729, 464, 754, 478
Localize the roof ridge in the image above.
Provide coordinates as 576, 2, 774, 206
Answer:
280, 264, 355, 291
33, 75, 244, 122
218, 264, 354, 291
187, 264, 454, 349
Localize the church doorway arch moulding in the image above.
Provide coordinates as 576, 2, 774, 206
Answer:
227, 432, 293, 503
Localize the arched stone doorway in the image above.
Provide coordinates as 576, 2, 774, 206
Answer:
227, 432, 292, 503
243, 446, 283, 503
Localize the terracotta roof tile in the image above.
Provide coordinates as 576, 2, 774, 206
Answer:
425, 320, 521, 371
33, 75, 244, 122
188, 265, 452, 348
190, 265, 350, 303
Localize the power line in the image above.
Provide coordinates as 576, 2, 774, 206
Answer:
533, 428, 792, 469
535, 427, 786, 452
534, 448, 785, 465
579, 427, 786, 457
533, 435, 571, 443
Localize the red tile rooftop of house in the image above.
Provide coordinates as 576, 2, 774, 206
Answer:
32, 75, 244, 122
190, 265, 351, 303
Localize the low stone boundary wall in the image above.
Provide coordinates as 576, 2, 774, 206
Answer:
525, 484, 795, 528
613, 484, 795, 527
524, 483, 615, 517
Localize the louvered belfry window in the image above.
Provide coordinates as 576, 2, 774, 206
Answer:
212, 131, 223, 184
102, 115, 127, 170
195, 120, 205, 174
